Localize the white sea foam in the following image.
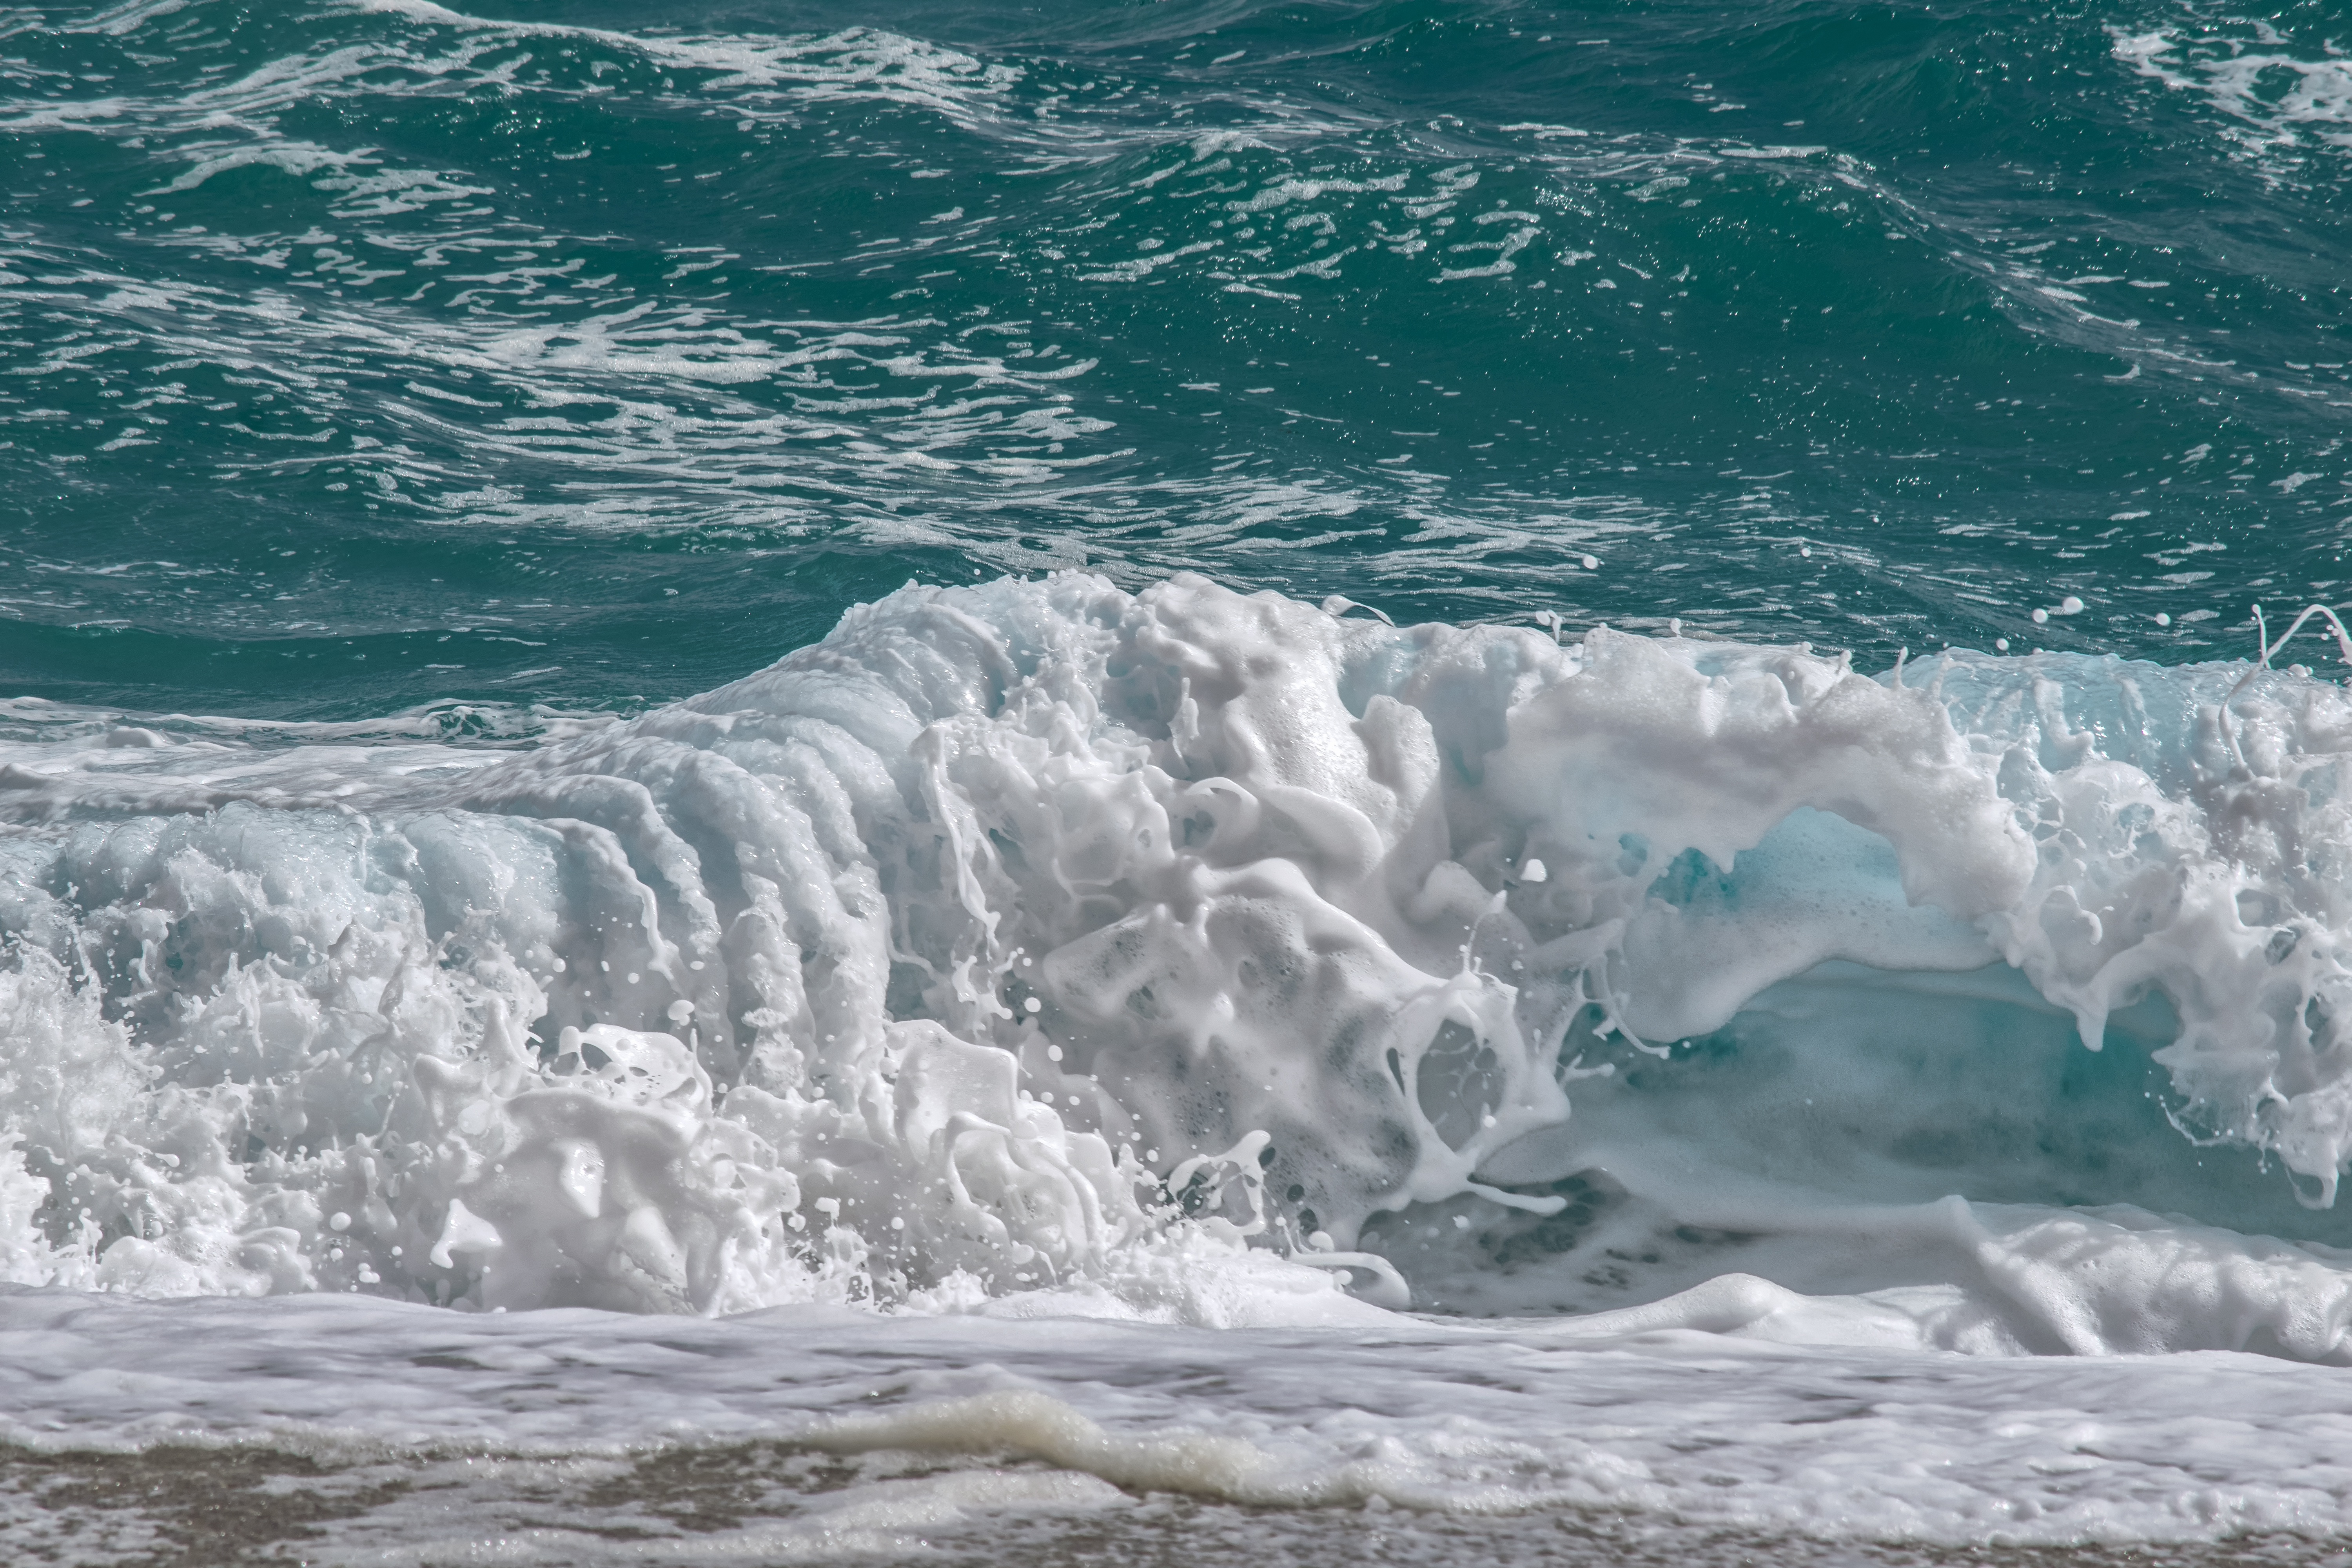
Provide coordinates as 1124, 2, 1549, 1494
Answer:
4, 573, 2352, 1371
9, 1285, 2352, 1550
2114, 25, 2352, 149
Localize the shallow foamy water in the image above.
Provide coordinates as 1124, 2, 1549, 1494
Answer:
12, 1288, 2352, 1564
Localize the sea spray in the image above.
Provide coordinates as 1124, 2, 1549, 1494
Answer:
5, 575, 2352, 1354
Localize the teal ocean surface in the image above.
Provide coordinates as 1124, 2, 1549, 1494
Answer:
9, 0, 2352, 1561
6, 0, 2348, 714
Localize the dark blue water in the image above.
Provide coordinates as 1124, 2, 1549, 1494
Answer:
5, 0, 2348, 718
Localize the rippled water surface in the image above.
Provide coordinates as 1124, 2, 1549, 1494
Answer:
6, 0, 2348, 715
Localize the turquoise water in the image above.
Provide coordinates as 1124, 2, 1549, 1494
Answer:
17, 5, 2352, 1558
6, 0, 2347, 717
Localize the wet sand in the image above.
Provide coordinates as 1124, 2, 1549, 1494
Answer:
9, 1444, 2350, 1568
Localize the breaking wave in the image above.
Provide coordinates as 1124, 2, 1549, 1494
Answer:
7, 573, 2352, 1358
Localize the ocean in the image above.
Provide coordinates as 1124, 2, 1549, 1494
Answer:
5, 0, 2352, 1559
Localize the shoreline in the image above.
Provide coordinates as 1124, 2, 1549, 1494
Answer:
6, 1443, 2346, 1568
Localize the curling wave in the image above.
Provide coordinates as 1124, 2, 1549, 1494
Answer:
5, 574, 2352, 1354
